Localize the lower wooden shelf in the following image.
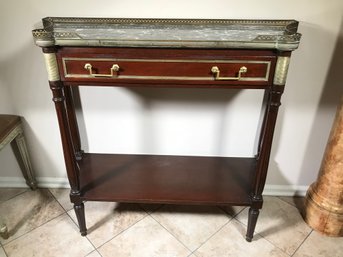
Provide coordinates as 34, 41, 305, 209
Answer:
78, 153, 256, 206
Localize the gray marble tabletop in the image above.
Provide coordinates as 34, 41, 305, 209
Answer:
33, 17, 301, 50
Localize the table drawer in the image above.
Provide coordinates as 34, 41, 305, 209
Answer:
61, 57, 272, 85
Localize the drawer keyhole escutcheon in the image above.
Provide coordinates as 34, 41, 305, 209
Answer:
84, 63, 120, 77
211, 66, 247, 81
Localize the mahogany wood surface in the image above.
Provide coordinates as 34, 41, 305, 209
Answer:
49, 80, 81, 192
64, 87, 82, 156
78, 153, 255, 205
64, 60, 269, 79
34, 17, 301, 241
57, 47, 276, 87
0, 115, 21, 142
42, 45, 292, 240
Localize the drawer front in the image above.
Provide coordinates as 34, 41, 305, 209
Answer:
63, 58, 270, 81
57, 48, 276, 87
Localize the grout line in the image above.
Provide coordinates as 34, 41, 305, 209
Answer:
65, 208, 99, 252
0, 188, 29, 204
191, 205, 245, 252
94, 214, 149, 250
1, 188, 67, 245
149, 206, 234, 256
248, 228, 292, 256
137, 203, 149, 214
2, 245, 9, 257
188, 251, 197, 257
218, 205, 247, 219
1, 211, 66, 246
54, 194, 155, 252
190, 218, 232, 255
47, 188, 73, 212
232, 210, 310, 257
46, 189, 98, 255
87, 204, 149, 250
84, 249, 103, 257
139, 203, 165, 215
149, 214, 194, 253
232, 206, 247, 218
65, 208, 99, 251
290, 229, 313, 257
95, 249, 103, 257
48, 189, 148, 253
63, 202, 141, 255
84, 238, 97, 255
233, 211, 289, 255
231, 217, 265, 241
277, 196, 303, 209
233, 211, 292, 256
0, 191, 313, 257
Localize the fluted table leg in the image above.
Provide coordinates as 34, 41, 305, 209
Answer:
303, 96, 343, 236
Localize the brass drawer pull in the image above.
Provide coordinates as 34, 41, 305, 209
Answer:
84, 63, 120, 77
211, 66, 247, 81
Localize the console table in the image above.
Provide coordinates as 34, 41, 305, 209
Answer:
32, 17, 301, 241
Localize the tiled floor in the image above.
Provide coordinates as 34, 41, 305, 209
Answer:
0, 188, 342, 257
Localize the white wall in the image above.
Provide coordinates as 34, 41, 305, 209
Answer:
0, 0, 342, 194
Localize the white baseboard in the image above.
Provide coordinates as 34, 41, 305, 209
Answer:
0, 177, 70, 189
263, 185, 308, 197
0, 177, 308, 196
0, 177, 29, 188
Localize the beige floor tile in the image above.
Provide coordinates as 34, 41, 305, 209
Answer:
98, 216, 190, 257
49, 188, 74, 211
151, 205, 230, 251
0, 247, 6, 257
235, 196, 312, 255
278, 196, 305, 211
0, 189, 65, 244
195, 219, 289, 257
68, 201, 147, 247
293, 230, 343, 257
85, 250, 102, 257
4, 214, 94, 257
0, 188, 27, 202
